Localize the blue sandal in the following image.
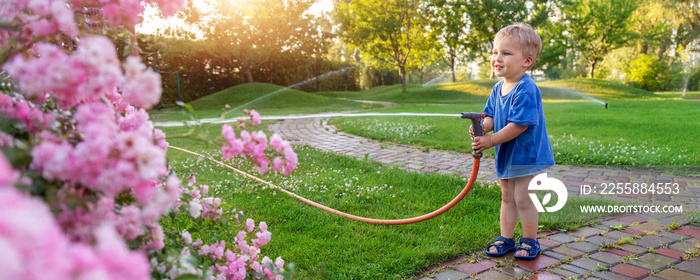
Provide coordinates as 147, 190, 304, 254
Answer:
485, 236, 517, 256
514, 238, 541, 260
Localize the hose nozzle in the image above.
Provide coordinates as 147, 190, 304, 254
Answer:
461, 112, 485, 158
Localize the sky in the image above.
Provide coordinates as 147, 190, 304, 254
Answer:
308, 0, 334, 14
137, 0, 334, 35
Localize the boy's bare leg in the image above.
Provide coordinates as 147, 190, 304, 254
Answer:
489, 178, 518, 253
513, 175, 538, 256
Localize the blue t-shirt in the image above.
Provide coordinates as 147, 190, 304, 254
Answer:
483, 74, 554, 178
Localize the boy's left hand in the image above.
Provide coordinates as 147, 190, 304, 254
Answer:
472, 134, 493, 153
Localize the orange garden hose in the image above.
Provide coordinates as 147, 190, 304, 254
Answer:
169, 145, 481, 225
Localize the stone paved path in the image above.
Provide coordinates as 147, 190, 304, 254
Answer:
270, 117, 700, 280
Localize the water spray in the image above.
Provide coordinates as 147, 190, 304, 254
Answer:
169, 112, 486, 225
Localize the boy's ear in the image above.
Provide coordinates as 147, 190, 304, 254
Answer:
522, 56, 535, 68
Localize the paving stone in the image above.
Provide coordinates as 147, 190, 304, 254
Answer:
590, 251, 624, 265
539, 238, 562, 249
593, 224, 613, 231
675, 258, 700, 276
484, 252, 518, 263
603, 219, 632, 227
671, 227, 700, 239
515, 255, 560, 272
657, 230, 687, 242
634, 235, 674, 249
498, 266, 530, 278
570, 257, 604, 271
641, 276, 665, 280
438, 256, 469, 268
550, 267, 578, 278
560, 264, 590, 275
619, 244, 650, 255
537, 230, 560, 237
476, 270, 516, 280
588, 235, 618, 246
605, 231, 636, 241
454, 260, 497, 275
593, 271, 634, 280
658, 216, 688, 226
607, 248, 634, 257
669, 238, 700, 252
542, 250, 568, 261
551, 246, 585, 259
623, 228, 646, 236
548, 233, 577, 244
654, 268, 700, 280
433, 269, 469, 280
568, 241, 601, 253
610, 263, 651, 279
628, 254, 678, 271
655, 248, 686, 261
571, 227, 605, 238
527, 272, 563, 280
620, 215, 650, 224
419, 277, 434, 280
630, 222, 668, 234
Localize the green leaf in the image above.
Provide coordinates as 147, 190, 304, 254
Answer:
174, 274, 200, 280
2, 147, 31, 168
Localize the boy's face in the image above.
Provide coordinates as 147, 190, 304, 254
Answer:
491, 37, 533, 81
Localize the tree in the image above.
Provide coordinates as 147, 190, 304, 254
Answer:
463, 0, 552, 78
178, 0, 318, 83
560, 0, 638, 78
660, 0, 700, 58
337, 0, 428, 92
426, 0, 472, 82
631, 0, 674, 57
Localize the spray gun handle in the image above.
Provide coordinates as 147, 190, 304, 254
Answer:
461, 112, 485, 158
461, 112, 485, 136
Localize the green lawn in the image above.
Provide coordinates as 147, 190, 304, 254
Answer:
153, 78, 692, 279
331, 100, 700, 168
161, 122, 622, 280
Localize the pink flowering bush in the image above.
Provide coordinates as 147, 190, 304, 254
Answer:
221, 110, 298, 175
0, 1, 295, 279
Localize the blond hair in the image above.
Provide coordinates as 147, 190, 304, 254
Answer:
494, 23, 542, 66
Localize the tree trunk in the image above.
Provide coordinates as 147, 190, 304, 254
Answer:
399, 65, 407, 92
657, 38, 671, 59
589, 59, 597, 78
245, 65, 254, 83
640, 43, 649, 55
450, 53, 456, 82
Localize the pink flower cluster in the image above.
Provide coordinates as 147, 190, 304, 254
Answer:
221, 125, 298, 175
71, 0, 185, 27
0, 94, 54, 133
31, 103, 167, 199
0, 0, 78, 44
175, 181, 223, 219
3, 37, 162, 110
191, 218, 284, 280
0, 176, 150, 280
1, 0, 185, 44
